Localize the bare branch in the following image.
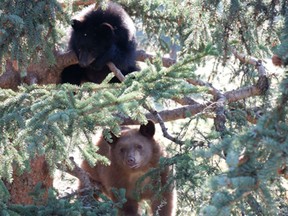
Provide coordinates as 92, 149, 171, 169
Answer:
56, 157, 111, 202
186, 78, 220, 97
142, 103, 185, 145
187, 78, 228, 134
107, 62, 125, 82
224, 86, 262, 103
24, 51, 78, 85
231, 48, 266, 76
57, 157, 100, 191
135, 50, 176, 67
231, 48, 269, 95
172, 96, 198, 106
120, 103, 211, 125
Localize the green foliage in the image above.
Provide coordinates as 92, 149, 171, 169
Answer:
0, 0, 288, 215
0, 188, 125, 216
274, 7, 288, 66
189, 76, 288, 215
120, 0, 284, 59
0, 1, 67, 74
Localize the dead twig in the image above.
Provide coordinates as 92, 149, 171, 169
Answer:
107, 62, 125, 82
143, 103, 186, 145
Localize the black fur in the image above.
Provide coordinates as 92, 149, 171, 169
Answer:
61, 2, 138, 84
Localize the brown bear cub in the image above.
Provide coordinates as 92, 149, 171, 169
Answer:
80, 120, 176, 216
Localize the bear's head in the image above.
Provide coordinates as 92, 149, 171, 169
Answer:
108, 120, 161, 171
70, 20, 115, 68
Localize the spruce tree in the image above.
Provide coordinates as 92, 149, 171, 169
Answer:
0, 0, 287, 215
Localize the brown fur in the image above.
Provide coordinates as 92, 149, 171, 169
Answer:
80, 121, 176, 216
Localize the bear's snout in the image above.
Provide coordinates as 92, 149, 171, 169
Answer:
78, 52, 95, 67
127, 156, 137, 167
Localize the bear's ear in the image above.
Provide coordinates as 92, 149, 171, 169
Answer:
139, 120, 155, 138
99, 23, 114, 37
110, 132, 119, 144
71, 19, 82, 30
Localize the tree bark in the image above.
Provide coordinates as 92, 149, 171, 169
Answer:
5, 155, 53, 205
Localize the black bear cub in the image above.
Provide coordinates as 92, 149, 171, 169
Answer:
80, 121, 176, 216
61, 2, 138, 85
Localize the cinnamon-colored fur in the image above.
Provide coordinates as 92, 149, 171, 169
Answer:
80, 121, 176, 216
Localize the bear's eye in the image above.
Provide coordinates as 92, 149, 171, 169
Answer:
120, 148, 125, 153
136, 145, 143, 150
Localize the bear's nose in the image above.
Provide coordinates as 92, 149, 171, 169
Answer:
127, 157, 136, 166
78, 52, 95, 67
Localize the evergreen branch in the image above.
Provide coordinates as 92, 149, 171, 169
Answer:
61, 0, 95, 7
1, 48, 268, 110
246, 194, 264, 216
1, 49, 269, 128
186, 79, 219, 97
106, 62, 186, 145
82, 92, 144, 116
0, 1, 285, 214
